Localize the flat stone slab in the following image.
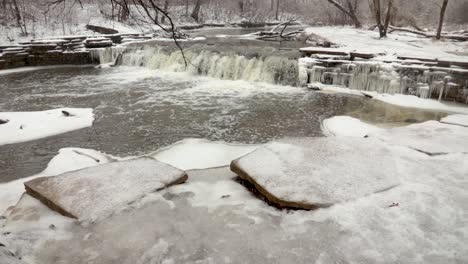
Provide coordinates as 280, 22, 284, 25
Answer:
230, 137, 400, 209
370, 120, 468, 154
24, 157, 187, 222
440, 114, 468, 127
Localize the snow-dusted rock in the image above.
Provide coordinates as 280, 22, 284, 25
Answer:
24, 158, 188, 222
151, 138, 258, 170
441, 114, 468, 127
0, 108, 94, 146
370, 120, 468, 154
321, 116, 384, 137
0, 148, 113, 216
230, 137, 400, 209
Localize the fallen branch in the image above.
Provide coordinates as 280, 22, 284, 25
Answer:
388, 25, 468, 41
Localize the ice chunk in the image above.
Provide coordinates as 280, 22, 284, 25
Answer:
231, 137, 400, 209
0, 108, 94, 146
371, 121, 468, 154
0, 247, 25, 264
24, 158, 188, 222
321, 116, 384, 137
1, 194, 74, 258
441, 114, 468, 127
151, 138, 258, 170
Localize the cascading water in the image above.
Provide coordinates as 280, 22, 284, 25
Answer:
117, 46, 300, 86
90, 46, 127, 65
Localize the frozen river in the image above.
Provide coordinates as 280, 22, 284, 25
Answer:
0, 65, 445, 182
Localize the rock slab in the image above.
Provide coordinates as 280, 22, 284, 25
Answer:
231, 137, 400, 210
24, 157, 188, 222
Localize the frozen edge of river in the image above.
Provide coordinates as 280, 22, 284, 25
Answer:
1, 118, 468, 263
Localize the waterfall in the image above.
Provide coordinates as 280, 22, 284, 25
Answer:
90, 46, 127, 65
118, 47, 300, 86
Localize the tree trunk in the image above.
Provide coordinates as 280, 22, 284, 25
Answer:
10, 0, 26, 35
372, 0, 393, 38
161, 0, 169, 24
275, 0, 280, 20
185, 0, 189, 17
436, 0, 449, 40
191, 0, 202, 22
326, 0, 361, 28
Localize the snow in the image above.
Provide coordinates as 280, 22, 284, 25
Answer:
1, 133, 467, 263
0, 108, 95, 146
321, 116, 384, 137
0, 65, 94, 76
323, 116, 468, 154
151, 138, 258, 170
304, 26, 468, 62
1, 194, 75, 263
374, 94, 468, 114
370, 120, 468, 154
440, 114, 468, 127
24, 157, 186, 223
311, 84, 468, 114
234, 137, 400, 207
191, 37, 207, 41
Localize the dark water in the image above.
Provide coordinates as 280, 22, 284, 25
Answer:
0, 65, 446, 182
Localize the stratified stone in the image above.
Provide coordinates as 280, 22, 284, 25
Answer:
230, 137, 400, 210
24, 157, 188, 222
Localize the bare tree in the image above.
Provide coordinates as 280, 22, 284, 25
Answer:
325, 0, 361, 28
371, 0, 394, 38
191, 0, 202, 22
436, 0, 449, 39
161, 0, 169, 24
275, 0, 280, 20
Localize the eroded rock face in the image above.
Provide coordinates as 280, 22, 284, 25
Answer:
231, 137, 400, 210
24, 157, 188, 223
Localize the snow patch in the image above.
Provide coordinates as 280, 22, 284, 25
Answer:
0, 108, 95, 146
321, 116, 384, 137
440, 114, 468, 127
151, 138, 258, 170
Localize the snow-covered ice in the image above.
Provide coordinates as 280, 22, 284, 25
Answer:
151, 138, 258, 170
0, 148, 112, 215
370, 120, 468, 154
232, 137, 400, 208
1, 131, 467, 263
321, 116, 384, 137
374, 94, 468, 114
24, 157, 187, 222
313, 85, 468, 114
0, 108, 95, 146
441, 114, 468, 127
